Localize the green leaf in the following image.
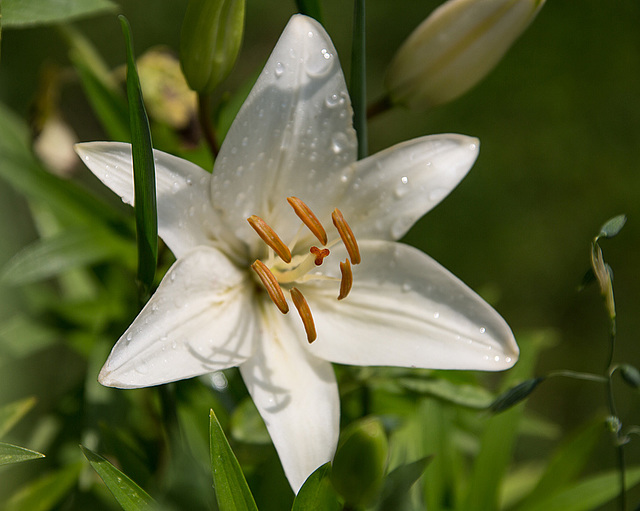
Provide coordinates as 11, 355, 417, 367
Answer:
209, 408, 258, 511
4, 462, 82, 511
461, 332, 550, 511
331, 416, 388, 507
0, 442, 45, 466
3, 0, 116, 27
515, 466, 640, 511
379, 457, 431, 511
398, 377, 494, 409
295, 0, 323, 22
513, 419, 604, 510
490, 377, 545, 413
119, 15, 158, 297
598, 214, 627, 239
292, 463, 341, 511
0, 397, 37, 437
80, 445, 156, 511
1, 227, 133, 285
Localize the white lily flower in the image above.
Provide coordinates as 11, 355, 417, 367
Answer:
76, 14, 518, 493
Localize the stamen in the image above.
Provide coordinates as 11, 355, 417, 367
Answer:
287, 197, 328, 245
338, 259, 353, 300
247, 215, 292, 263
310, 246, 330, 266
251, 260, 289, 314
290, 287, 317, 343
331, 208, 361, 265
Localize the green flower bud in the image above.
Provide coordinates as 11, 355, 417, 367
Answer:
385, 0, 545, 109
180, 0, 245, 94
331, 417, 388, 506
490, 377, 544, 413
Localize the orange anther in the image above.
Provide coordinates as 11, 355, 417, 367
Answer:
338, 259, 353, 300
290, 287, 317, 343
287, 197, 328, 246
247, 215, 292, 263
310, 246, 330, 266
331, 208, 361, 265
251, 260, 289, 314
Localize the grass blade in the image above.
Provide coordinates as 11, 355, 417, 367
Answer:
119, 15, 158, 299
0, 442, 45, 466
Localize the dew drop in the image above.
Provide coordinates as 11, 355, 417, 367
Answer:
331, 132, 349, 154
126, 332, 133, 342
479, 327, 486, 334
402, 283, 411, 292
274, 61, 285, 77
186, 178, 192, 185
325, 93, 340, 108
401, 176, 409, 184
305, 48, 334, 77
469, 143, 477, 151
505, 356, 512, 364
172, 182, 180, 194
241, 137, 249, 147
433, 312, 440, 319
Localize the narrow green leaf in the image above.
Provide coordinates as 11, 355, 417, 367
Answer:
292, 463, 341, 511
599, 214, 627, 239
3, 0, 116, 27
513, 419, 604, 510
516, 466, 640, 511
4, 462, 82, 511
350, 0, 368, 159
61, 25, 130, 142
490, 377, 545, 413
1, 227, 133, 285
119, 15, 158, 297
0, 442, 45, 466
379, 457, 431, 511
209, 408, 258, 511
80, 445, 155, 511
294, 0, 323, 22
461, 333, 549, 511
0, 397, 37, 437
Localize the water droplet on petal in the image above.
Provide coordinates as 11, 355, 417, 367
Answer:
275, 61, 284, 77
479, 327, 486, 334
402, 283, 411, 292
325, 93, 340, 108
331, 132, 349, 154
433, 312, 440, 319
126, 332, 133, 342
306, 48, 334, 77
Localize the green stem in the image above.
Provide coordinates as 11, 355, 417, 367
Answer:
198, 93, 219, 158
350, 0, 368, 159
546, 370, 608, 384
295, 0, 323, 22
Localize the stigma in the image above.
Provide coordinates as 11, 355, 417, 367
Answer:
248, 197, 360, 343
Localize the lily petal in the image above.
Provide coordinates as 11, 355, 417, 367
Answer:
99, 247, 257, 388
337, 134, 479, 241
305, 240, 518, 371
211, 14, 357, 251
239, 304, 340, 493
75, 142, 237, 258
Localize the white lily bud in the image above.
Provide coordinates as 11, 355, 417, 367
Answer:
385, 0, 545, 109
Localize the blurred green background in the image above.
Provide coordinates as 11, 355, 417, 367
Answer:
1, 0, 639, 509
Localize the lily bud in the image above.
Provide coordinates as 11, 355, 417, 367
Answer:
385, 0, 545, 109
180, 0, 245, 94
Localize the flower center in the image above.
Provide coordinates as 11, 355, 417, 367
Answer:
247, 197, 360, 343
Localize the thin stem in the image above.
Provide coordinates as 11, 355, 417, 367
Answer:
198, 93, 219, 158
350, 0, 368, 159
295, 0, 323, 22
546, 370, 608, 384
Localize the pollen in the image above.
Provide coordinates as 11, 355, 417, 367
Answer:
251, 260, 289, 314
331, 208, 361, 265
287, 196, 328, 245
338, 259, 353, 300
310, 246, 330, 266
247, 215, 292, 263
290, 287, 317, 343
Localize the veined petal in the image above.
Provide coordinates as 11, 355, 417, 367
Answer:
239, 303, 340, 493
75, 142, 239, 258
211, 14, 357, 252
304, 241, 518, 371
336, 134, 479, 241
99, 247, 257, 388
